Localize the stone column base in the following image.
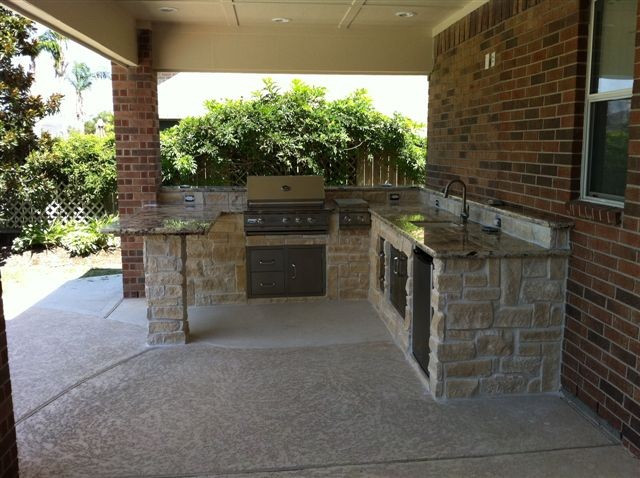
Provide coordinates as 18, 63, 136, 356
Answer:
144, 235, 190, 345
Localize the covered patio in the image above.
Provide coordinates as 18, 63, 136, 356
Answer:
0, 0, 639, 476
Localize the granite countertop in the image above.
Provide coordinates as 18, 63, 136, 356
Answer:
369, 205, 569, 259
103, 205, 222, 235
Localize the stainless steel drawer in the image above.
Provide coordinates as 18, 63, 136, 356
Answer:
250, 272, 285, 296
249, 248, 284, 272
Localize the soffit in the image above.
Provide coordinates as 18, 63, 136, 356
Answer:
115, 0, 482, 30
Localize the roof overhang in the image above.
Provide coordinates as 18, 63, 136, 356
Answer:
2, 0, 138, 66
0, 0, 488, 74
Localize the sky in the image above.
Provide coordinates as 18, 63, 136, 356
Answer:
31, 28, 429, 136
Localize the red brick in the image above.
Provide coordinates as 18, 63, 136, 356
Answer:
429, 0, 640, 456
0, 279, 18, 476
111, 29, 160, 298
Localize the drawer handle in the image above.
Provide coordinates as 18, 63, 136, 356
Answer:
259, 259, 276, 265
259, 281, 277, 288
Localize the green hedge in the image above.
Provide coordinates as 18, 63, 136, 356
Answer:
160, 79, 427, 186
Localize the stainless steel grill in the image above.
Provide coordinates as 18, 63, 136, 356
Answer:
244, 176, 331, 235
333, 198, 371, 229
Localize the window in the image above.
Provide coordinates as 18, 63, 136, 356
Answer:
582, 0, 637, 204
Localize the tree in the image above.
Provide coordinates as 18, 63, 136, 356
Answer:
84, 111, 114, 135
66, 61, 110, 121
0, 7, 62, 167
0, 6, 64, 221
32, 29, 67, 77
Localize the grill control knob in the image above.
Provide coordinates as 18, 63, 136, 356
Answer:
343, 215, 352, 223
295, 217, 302, 224
307, 217, 316, 224
282, 217, 290, 224
256, 217, 264, 224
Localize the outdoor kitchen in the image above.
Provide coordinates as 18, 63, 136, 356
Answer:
108, 175, 572, 400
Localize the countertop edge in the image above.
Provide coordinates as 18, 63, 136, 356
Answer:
103, 210, 221, 236
369, 209, 570, 259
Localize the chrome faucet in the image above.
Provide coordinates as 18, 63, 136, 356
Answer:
443, 179, 469, 224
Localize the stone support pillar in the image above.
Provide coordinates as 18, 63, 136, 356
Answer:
144, 235, 189, 345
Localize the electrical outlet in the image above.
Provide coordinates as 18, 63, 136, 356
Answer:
490, 51, 496, 67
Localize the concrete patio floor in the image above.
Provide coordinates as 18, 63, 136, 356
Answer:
6, 277, 640, 477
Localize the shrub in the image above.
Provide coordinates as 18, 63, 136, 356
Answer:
11, 215, 118, 256
26, 132, 117, 208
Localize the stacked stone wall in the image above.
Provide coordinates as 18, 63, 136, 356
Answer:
430, 255, 567, 399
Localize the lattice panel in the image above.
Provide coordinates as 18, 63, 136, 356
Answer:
0, 187, 109, 229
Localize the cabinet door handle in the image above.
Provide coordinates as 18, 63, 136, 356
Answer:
259, 281, 276, 288
259, 259, 275, 265
393, 257, 399, 275
291, 263, 297, 279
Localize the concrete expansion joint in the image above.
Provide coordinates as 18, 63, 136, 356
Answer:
14, 348, 152, 426
150, 339, 396, 352
108, 443, 625, 478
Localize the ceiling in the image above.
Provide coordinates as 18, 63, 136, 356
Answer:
1, 0, 487, 73
116, 0, 480, 30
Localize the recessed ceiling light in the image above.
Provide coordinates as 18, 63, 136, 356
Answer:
159, 6, 178, 13
271, 17, 291, 23
395, 11, 416, 18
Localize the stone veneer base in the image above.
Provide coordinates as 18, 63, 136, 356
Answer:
369, 215, 568, 400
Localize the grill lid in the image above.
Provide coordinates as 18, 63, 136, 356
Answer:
247, 176, 325, 207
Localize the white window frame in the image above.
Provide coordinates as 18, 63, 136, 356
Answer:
580, 0, 632, 207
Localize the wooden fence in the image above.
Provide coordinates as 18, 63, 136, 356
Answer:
356, 155, 414, 186
177, 152, 418, 187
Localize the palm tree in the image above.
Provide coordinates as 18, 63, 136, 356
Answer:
66, 61, 110, 121
31, 29, 67, 77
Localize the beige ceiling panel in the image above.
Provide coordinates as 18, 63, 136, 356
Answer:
234, 3, 349, 26
365, 0, 471, 6
353, 5, 446, 26
233, 0, 351, 4
118, 1, 228, 25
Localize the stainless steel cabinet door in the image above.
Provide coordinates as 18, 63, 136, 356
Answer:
285, 246, 326, 297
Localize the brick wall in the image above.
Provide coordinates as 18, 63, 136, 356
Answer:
111, 29, 161, 298
0, 276, 18, 477
428, 0, 640, 456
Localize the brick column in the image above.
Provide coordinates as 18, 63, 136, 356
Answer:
111, 29, 161, 298
0, 275, 19, 477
